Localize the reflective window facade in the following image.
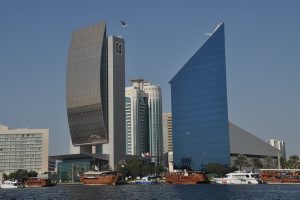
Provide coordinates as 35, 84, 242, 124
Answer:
66, 22, 108, 145
170, 23, 230, 168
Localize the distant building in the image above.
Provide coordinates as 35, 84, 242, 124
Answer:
143, 82, 163, 164
0, 124, 49, 174
125, 78, 149, 156
125, 80, 163, 164
267, 139, 286, 159
162, 113, 172, 167
162, 113, 172, 153
66, 21, 125, 170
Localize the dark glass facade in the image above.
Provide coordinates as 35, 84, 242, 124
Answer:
66, 22, 108, 145
170, 23, 230, 168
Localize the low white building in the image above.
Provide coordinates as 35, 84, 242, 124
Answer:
0, 124, 49, 175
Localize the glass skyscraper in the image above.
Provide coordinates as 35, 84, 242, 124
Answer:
66, 22, 125, 169
169, 23, 230, 169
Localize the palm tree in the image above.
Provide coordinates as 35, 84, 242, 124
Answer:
264, 156, 274, 168
285, 155, 300, 169
251, 157, 263, 170
234, 154, 249, 171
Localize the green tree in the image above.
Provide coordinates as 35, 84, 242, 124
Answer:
2, 173, 8, 180
204, 163, 237, 177
285, 155, 300, 169
251, 157, 263, 170
115, 160, 129, 177
127, 159, 144, 177
234, 154, 249, 171
28, 171, 38, 177
264, 156, 275, 169
115, 159, 166, 179
8, 169, 29, 182
154, 164, 166, 175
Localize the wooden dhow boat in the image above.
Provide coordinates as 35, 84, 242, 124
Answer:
166, 170, 210, 184
80, 171, 119, 185
260, 169, 300, 184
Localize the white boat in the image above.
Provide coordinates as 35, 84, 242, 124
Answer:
0, 180, 22, 188
133, 176, 158, 184
212, 171, 262, 184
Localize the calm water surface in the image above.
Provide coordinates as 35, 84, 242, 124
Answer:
0, 184, 300, 200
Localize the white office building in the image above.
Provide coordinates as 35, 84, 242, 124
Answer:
0, 124, 49, 174
143, 82, 163, 164
125, 79, 149, 156
125, 79, 163, 164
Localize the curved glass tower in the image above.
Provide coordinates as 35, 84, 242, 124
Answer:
66, 22, 108, 145
66, 21, 125, 169
169, 23, 230, 169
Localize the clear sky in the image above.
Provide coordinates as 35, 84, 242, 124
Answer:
0, 0, 299, 157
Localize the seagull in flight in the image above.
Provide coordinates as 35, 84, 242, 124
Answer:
205, 32, 212, 36
120, 20, 129, 28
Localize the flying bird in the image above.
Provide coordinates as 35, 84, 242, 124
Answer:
205, 32, 212, 36
120, 20, 129, 28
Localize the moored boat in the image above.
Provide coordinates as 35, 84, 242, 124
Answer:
166, 170, 210, 184
0, 180, 22, 189
26, 173, 57, 187
133, 176, 159, 184
26, 178, 56, 187
212, 171, 261, 184
80, 171, 119, 185
260, 169, 300, 184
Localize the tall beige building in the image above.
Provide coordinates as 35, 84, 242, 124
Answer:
0, 124, 49, 174
162, 113, 172, 153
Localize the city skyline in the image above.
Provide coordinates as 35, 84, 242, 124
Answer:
0, 0, 299, 157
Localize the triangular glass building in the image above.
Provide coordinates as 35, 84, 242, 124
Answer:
169, 23, 230, 168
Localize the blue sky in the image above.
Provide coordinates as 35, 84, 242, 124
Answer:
0, 0, 299, 157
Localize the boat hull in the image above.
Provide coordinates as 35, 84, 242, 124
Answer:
262, 178, 300, 184
260, 169, 300, 184
212, 178, 260, 184
80, 175, 119, 185
166, 172, 210, 184
26, 179, 56, 187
